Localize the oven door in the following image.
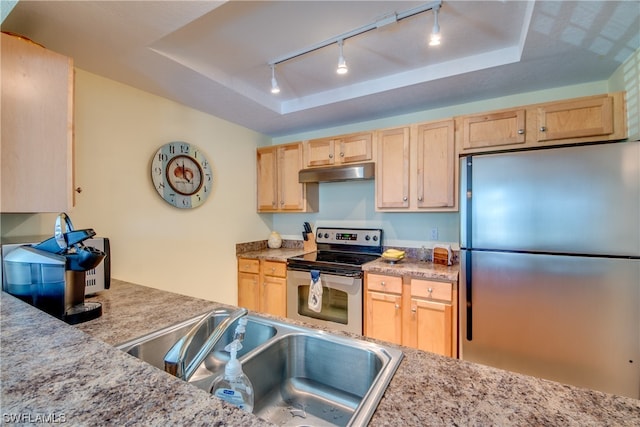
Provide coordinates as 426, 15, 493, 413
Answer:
286, 269, 362, 335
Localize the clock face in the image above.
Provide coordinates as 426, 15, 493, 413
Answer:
151, 142, 213, 208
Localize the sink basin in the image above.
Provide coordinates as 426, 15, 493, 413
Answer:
241, 332, 396, 427
116, 310, 276, 372
116, 309, 403, 427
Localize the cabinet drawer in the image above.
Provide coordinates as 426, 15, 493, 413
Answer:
262, 260, 287, 277
238, 258, 260, 274
366, 273, 402, 294
410, 279, 452, 302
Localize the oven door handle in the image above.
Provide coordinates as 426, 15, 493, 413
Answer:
286, 267, 363, 278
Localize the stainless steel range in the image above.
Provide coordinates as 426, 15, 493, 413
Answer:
286, 227, 383, 334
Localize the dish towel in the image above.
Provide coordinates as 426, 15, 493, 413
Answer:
308, 270, 323, 313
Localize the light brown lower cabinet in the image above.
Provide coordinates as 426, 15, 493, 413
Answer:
365, 272, 458, 358
237, 258, 287, 317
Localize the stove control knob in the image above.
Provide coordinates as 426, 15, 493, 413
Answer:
324, 233, 329, 238
365, 235, 370, 241
373, 236, 378, 241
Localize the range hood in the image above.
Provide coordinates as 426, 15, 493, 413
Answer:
298, 162, 375, 183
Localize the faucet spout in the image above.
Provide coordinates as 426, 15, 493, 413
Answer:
164, 307, 248, 380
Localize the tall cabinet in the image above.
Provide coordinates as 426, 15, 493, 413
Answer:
375, 119, 456, 212
1, 32, 75, 213
257, 142, 318, 213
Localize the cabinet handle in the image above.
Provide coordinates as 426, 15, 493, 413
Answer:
75, 187, 83, 194
411, 306, 417, 314
428, 288, 433, 297
329, 153, 334, 159
271, 267, 276, 272
340, 152, 344, 157
403, 196, 408, 201
417, 196, 423, 202
539, 126, 546, 132
517, 129, 524, 135
280, 200, 284, 205
395, 304, 400, 310
380, 281, 385, 287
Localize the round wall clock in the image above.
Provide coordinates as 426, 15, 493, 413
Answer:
151, 142, 213, 209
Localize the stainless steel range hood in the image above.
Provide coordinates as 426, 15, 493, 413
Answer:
298, 162, 375, 183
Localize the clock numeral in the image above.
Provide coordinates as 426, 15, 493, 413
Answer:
157, 153, 167, 162
205, 173, 212, 182
180, 144, 190, 154
157, 182, 165, 191
168, 145, 176, 154
153, 166, 163, 175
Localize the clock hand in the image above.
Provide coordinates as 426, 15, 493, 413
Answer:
181, 161, 191, 183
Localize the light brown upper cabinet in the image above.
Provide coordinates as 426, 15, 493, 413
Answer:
457, 92, 627, 154
305, 132, 372, 167
534, 93, 624, 143
1, 33, 75, 213
460, 108, 526, 151
257, 143, 318, 213
376, 120, 456, 212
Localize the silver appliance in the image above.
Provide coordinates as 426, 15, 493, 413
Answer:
2, 237, 110, 295
287, 227, 383, 334
460, 141, 640, 399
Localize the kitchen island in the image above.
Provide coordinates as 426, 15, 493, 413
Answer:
2, 279, 638, 426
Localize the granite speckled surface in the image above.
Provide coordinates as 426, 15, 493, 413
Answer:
2, 280, 639, 426
362, 257, 459, 282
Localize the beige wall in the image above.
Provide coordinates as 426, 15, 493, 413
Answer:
1, 69, 272, 305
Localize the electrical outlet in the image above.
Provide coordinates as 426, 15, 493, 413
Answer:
430, 227, 438, 241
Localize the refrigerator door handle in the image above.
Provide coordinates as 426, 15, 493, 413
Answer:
464, 156, 473, 341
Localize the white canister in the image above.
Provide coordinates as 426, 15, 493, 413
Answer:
267, 231, 282, 249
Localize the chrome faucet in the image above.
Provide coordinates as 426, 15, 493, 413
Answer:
164, 307, 248, 380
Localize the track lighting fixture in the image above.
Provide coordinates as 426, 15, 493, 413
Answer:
267, 0, 442, 94
270, 64, 280, 94
336, 40, 348, 75
429, 4, 441, 46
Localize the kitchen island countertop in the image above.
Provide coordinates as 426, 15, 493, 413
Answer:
2, 279, 638, 426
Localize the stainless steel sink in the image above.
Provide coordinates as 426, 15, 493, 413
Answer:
116, 309, 403, 427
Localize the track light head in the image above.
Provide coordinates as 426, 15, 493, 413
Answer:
336, 40, 348, 75
270, 65, 280, 94
429, 5, 441, 46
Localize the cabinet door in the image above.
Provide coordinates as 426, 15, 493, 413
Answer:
238, 272, 260, 311
278, 143, 305, 211
461, 109, 526, 151
1, 33, 75, 212
337, 132, 372, 164
410, 298, 453, 357
416, 120, 455, 208
376, 127, 410, 209
365, 291, 402, 345
262, 276, 287, 317
306, 138, 335, 167
257, 147, 278, 211
536, 95, 614, 142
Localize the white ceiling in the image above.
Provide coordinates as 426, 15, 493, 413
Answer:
2, 1, 639, 137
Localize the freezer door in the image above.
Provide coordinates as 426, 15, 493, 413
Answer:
467, 142, 640, 256
460, 250, 640, 399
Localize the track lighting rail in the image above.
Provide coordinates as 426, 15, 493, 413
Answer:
267, 0, 442, 67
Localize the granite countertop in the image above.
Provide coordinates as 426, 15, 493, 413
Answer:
2, 280, 639, 426
362, 257, 459, 282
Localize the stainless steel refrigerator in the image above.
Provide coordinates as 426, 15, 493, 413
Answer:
460, 141, 640, 399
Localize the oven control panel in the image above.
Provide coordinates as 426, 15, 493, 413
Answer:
315, 227, 383, 247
